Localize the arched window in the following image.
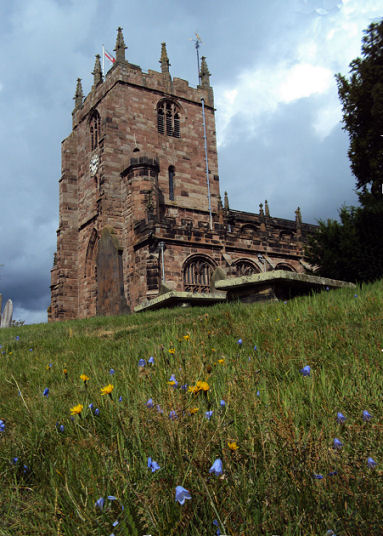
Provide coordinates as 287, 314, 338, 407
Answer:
233, 260, 260, 277
157, 100, 181, 138
183, 256, 214, 293
90, 110, 101, 150
275, 263, 295, 272
168, 166, 175, 200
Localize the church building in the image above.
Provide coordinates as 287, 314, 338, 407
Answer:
48, 28, 316, 321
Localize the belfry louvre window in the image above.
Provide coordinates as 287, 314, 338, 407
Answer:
157, 101, 180, 138
183, 257, 214, 293
90, 110, 101, 150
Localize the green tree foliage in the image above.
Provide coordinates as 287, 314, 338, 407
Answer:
305, 198, 383, 283
336, 20, 383, 192
305, 20, 383, 283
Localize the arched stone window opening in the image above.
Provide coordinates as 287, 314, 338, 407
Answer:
183, 256, 215, 293
85, 229, 98, 279
157, 100, 181, 138
233, 260, 260, 277
169, 166, 175, 201
275, 263, 295, 272
90, 110, 101, 150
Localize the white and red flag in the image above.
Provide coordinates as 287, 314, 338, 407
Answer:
104, 48, 115, 64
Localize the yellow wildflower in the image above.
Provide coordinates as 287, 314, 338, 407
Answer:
189, 407, 199, 414
70, 404, 83, 416
169, 348, 176, 354
228, 441, 239, 451
211, 348, 216, 352
188, 385, 199, 394
196, 380, 210, 391
101, 384, 114, 396
183, 334, 190, 341
168, 381, 176, 386
80, 374, 89, 383
217, 358, 225, 364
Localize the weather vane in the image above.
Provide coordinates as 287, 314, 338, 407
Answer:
190, 32, 203, 84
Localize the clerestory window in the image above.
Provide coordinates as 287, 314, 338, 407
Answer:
157, 101, 180, 138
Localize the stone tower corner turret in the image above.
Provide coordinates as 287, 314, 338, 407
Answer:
159, 42, 170, 74
92, 54, 103, 88
73, 78, 84, 110
200, 56, 211, 88
114, 26, 127, 63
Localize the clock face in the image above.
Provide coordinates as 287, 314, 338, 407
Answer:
89, 154, 99, 176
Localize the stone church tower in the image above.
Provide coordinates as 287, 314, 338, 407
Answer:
49, 28, 316, 321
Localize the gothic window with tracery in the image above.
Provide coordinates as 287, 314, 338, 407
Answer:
234, 260, 259, 277
157, 101, 180, 138
275, 263, 295, 272
183, 256, 214, 293
90, 110, 101, 150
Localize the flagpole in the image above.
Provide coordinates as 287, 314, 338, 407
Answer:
102, 44, 105, 77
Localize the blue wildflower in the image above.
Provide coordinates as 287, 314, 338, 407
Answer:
169, 410, 178, 420
175, 485, 191, 505
313, 473, 324, 479
237, 339, 242, 345
146, 398, 154, 408
209, 458, 223, 476
254, 345, 257, 351
43, 388, 49, 397
0, 420, 5, 432
354, 294, 358, 298
333, 438, 343, 449
94, 408, 100, 416
363, 410, 372, 421
367, 457, 377, 468
138, 359, 146, 367
95, 497, 105, 510
328, 471, 337, 476
220, 399, 226, 407
12, 457, 18, 464
118, 396, 123, 402
147, 457, 161, 472
109, 368, 115, 375
325, 286, 329, 291
256, 390, 260, 397
89, 403, 94, 411
148, 356, 154, 365
107, 495, 117, 501
112, 520, 119, 527
337, 412, 346, 423
205, 410, 213, 420
327, 531, 336, 536
29, 348, 33, 351
23, 465, 28, 473
156, 405, 164, 414
181, 384, 188, 390
300, 365, 311, 376
16, 336, 20, 341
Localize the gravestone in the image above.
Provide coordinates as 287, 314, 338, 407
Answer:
0, 298, 13, 328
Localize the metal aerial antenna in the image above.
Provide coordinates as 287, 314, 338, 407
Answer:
190, 33, 203, 84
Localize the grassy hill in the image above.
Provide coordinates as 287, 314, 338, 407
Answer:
0, 282, 382, 535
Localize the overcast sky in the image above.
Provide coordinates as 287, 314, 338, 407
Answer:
0, 0, 381, 324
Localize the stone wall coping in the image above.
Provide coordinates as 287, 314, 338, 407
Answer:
215, 270, 356, 290
134, 290, 227, 312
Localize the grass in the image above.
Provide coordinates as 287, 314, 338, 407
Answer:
0, 281, 382, 535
